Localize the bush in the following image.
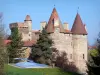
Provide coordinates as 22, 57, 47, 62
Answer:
36, 56, 46, 64
51, 48, 78, 73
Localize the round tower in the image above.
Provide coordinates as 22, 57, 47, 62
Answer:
24, 15, 32, 41
71, 13, 88, 74
24, 15, 32, 31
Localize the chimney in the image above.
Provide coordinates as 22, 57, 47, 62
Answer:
63, 22, 69, 30
40, 21, 47, 31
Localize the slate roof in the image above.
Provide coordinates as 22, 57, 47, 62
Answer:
4, 40, 36, 47
46, 8, 65, 33
71, 13, 87, 35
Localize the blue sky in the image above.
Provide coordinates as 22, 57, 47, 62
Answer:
0, 0, 100, 45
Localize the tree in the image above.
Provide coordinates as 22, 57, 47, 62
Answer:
7, 27, 24, 63
87, 33, 100, 75
31, 28, 53, 65
0, 13, 7, 75
52, 48, 78, 72
89, 49, 98, 57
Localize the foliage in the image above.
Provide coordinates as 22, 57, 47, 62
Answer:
7, 27, 24, 63
4, 64, 80, 75
31, 28, 53, 65
51, 48, 78, 72
55, 51, 68, 68
0, 13, 8, 75
89, 49, 98, 57
87, 33, 100, 75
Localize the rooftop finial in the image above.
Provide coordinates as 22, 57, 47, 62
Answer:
54, 4, 55, 8
77, 7, 79, 13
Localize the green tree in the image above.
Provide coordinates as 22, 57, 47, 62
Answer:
52, 48, 78, 72
31, 28, 53, 65
0, 13, 7, 75
89, 49, 98, 57
7, 27, 24, 63
87, 33, 100, 75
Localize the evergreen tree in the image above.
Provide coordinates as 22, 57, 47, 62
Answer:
31, 28, 53, 65
87, 33, 100, 75
7, 27, 24, 63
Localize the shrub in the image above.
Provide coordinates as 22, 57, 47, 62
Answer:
51, 48, 78, 72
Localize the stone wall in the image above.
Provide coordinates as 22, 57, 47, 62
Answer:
18, 28, 34, 41
50, 32, 87, 73
72, 35, 87, 73
24, 21, 32, 31
50, 32, 73, 62
32, 32, 39, 41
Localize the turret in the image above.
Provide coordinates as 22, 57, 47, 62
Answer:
24, 15, 32, 41
24, 15, 32, 32
40, 21, 47, 31
71, 13, 88, 73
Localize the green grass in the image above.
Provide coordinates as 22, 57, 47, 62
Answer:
5, 64, 80, 75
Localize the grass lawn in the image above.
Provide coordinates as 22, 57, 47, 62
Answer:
5, 64, 80, 75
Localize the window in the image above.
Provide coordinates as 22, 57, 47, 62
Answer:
55, 28, 60, 32
52, 18, 54, 24
70, 54, 72, 59
71, 42, 72, 46
70, 62, 73, 65
83, 54, 85, 59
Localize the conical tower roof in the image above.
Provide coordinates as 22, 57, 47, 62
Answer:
46, 8, 65, 33
71, 13, 87, 35
24, 15, 32, 21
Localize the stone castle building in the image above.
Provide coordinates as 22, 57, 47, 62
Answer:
9, 8, 88, 73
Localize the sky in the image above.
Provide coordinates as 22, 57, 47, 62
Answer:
0, 0, 100, 45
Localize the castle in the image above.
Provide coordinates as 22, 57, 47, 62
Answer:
9, 8, 88, 73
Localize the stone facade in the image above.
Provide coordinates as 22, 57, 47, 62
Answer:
10, 15, 39, 42
72, 35, 87, 73
50, 32, 73, 62
9, 8, 88, 74
50, 31, 87, 73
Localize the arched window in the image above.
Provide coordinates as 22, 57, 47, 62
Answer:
83, 54, 85, 59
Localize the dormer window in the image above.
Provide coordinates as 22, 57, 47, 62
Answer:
55, 28, 60, 32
